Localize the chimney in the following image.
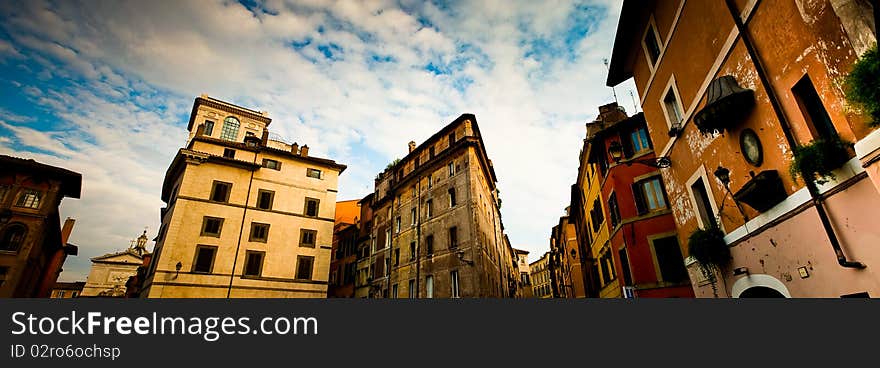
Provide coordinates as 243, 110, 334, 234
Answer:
291, 142, 299, 155
61, 217, 76, 244
408, 141, 416, 153
300, 145, 309, 157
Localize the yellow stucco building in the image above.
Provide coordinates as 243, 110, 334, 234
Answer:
141, 95, 346, 298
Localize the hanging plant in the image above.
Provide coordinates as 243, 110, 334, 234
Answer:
687, 226, 729, 298
789, 134, 853, 185
844, 45, 880, 127
687, 226, 730, 270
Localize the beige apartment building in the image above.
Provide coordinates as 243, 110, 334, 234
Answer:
141, 95, 346, 298
367, 114, 516, 298
529, 252, 552, 298
514, 248, 533, 298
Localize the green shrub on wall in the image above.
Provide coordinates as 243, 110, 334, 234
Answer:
789, 134, 853, 185
844, 45, 880, 127
687, 226, 730, 271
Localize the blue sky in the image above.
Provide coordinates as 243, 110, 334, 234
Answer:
0, 0, 637, 282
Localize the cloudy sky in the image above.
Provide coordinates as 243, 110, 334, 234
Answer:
0, 0, 638, 282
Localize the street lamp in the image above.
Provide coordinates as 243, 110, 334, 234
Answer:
714, 165, 749, 222
607, 141, 672, 168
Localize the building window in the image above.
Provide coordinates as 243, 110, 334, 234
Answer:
448, 132, 456, 148
249, 222, 270, 243
448, 188, 456, 207
256, 190, 274, 210
210, 181, 232, 203
296, 256, 314, 280
409, 279, 416, 298
304, 198, 320, 217
425, 275, 434, 298
204, 120, 215, 136
619, 248, 633, 286
243, 251, 265, 277
608, 192, 621, 229
307, 168, 322, 179
634, 177, 668, 215
653, 236, 688, 283
643, 20, 662, 67
394, 248, 400, 266
392, 283, 399, 298
220, 116, 240, 141
793, 74, 838, 139
425, 235, 434, 255
15, 190, 42, 209
662, 82, 684, 129
200, 216, 224, 237
410, 241, 416, 261
411, 208, 417, 225
630, 127, 652, 153
192, 245, 217, 274
427, 175, 433, 188
448, 162, 456, 177
0, 224, 27, 252
299, 229, 317, 248
395, 217, 401, 233
450, 270, 460, 298
426, 199, 433, 218
590, 198, 604, 233
262, 159, 281, 170
223, 148, 236, 158
429, 146, 435, 158
415, 157, 420, 169
449, 226, 458, 249
691, 177, 718, 229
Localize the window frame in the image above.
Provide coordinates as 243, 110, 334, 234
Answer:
641, 15, 664, 71
306, 168, 322, 179
304, 198, 320, 217
200, 216, 224, 237
450, 270, 460, 298
262, 158, 282, 171
0, 224, 28, 252
14, 189, 42, 209
243, 250, 265, 277
649, 233, 689, 284
192, 245, 218, 274
203, 120, 215, 136
299, 229, 317, 248
256, 189, 275, 210
660, 75, 685, 130
249, 222, 270, 243
686, 166, 723, 231
210, 181, 232, 203
295, 255, 315, 280
219, 116, 241, 141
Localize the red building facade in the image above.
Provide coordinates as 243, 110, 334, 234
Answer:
588, 112, 694, 298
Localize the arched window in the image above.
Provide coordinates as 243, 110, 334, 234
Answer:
0, 224, 27, 252
219, 116, 240, 141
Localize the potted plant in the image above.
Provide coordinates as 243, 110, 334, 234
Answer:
687, 225, 730, 298
844, 45, 879, 127
790, 134, 853, 185
733, 170, 788, 212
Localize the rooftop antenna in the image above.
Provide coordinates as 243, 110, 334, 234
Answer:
603, 58, 618, 104
630, 90, 639, 113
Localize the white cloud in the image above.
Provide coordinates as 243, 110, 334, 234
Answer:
0, 0, 640, 281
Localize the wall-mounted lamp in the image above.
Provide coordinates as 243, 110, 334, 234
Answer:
714, 165, 749, 222
608, 141, 672, 168
175, 261, 183, 278
733, 267, 749, 276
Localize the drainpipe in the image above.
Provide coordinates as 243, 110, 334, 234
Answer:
227, 147, 259, 298
724, 0, 865, 269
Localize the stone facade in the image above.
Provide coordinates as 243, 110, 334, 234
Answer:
365, 114, 516, 298
81, 231, 149, 297
0, 155, 80, 298
529, 252, 552, 298
141, 95, 346, 298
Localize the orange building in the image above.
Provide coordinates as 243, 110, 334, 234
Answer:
328, 200, 361, 298
608, 0, 878, 297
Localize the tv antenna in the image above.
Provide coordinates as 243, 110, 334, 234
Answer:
603, 58, 618, 104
